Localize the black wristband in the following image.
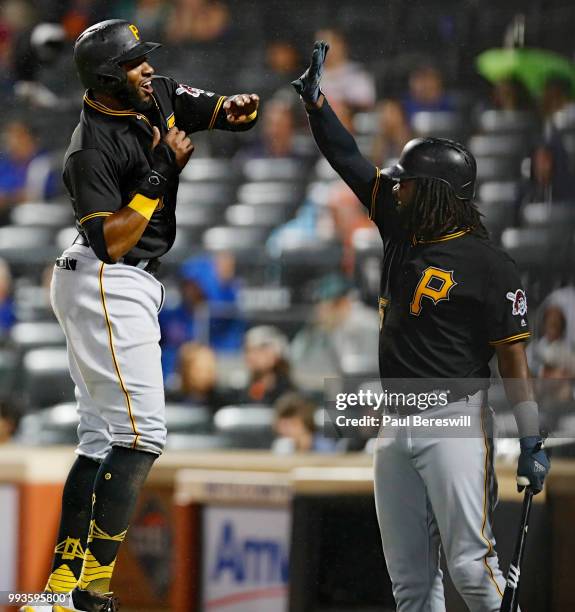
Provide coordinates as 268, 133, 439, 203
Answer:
137, 142, 178, 199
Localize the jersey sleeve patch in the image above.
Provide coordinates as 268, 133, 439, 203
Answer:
175, 84, 215, 98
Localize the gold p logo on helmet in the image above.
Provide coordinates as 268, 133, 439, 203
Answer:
129, 24, 140, 40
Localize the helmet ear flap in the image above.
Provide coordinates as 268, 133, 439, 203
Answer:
94, 65, 126, 94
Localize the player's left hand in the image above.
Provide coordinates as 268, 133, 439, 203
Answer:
224, 94, 259, 123
517, 436, 550, 495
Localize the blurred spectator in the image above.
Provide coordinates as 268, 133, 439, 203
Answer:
12, 22, 68, 108
0, 24, 12, 94
402, 64, 454, 122
0, 400, 20, 443
290, 274, 379, 387
236, 98, 301, 160
165, 0, 231, 44
173, 342, 229, 412
527, 286, 575, 375
238, 325, 295, 405
0, 119, 59, 218
60, 0, 104, 39
519, 137, 575, 205
314, 27, 376, 111
491, 77, 535, 112
159, 253, 244, 379
267, 176, 371, 275
0, 259, 16, 340
537, 342, 575, 433
112, 0, 170, 41
371, 98, 413, 166
238, 37, 303, 102
541, 75, 575, 124
272, 392, 336, 453
326, 181, 372, 274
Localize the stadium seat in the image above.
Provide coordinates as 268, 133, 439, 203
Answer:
411, 111, 465, 140
10, 202, 73, 227
14, 284, 54, 322
353, 111, 378, 136
177, 181, 235, 206
241, 158, 306, 182
477, 110, 537, 134
237, 181, 303, 206
273, 237, 344, 295
0, 226, 58, 271
56, 227, 79, 251
22, 347, 74, 409
176, 201, 228, 229
10, 321, 65, 351
16, 404, 79, 446
553, 108, 575, 132
520, 202, 575, 228
213, 405, 274, 449
180, 158, 238, 182
477, 202, 517, 241
477, 181, 519, 204
468, 134, 531, 159
164, 432, 236, 451
203, 225, 271, 252
475, 156, 521, 181
165, 403, 212, 433
225, 203, 291, 227
501, 226, 569, 250
353, 228, 383, 305
0, 348, 18, 401
313, 158, 339, 181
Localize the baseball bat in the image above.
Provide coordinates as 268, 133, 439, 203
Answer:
499, 485, 534, 612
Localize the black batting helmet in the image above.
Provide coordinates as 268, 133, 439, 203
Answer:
74, 20, 161, 95
384, 137, 477, 200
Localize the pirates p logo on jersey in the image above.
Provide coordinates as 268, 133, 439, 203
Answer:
506, 289, 527, 316
410, 266, 457, 316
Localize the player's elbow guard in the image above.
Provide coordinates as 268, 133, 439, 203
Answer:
82, 216, 115, 264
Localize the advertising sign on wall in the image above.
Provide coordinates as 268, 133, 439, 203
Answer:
202, 506, 290, 612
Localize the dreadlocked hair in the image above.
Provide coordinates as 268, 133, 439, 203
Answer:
406, 177, 488, 241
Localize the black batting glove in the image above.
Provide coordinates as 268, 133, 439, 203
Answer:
291, 40, 329, 105
517, 436, 550, 495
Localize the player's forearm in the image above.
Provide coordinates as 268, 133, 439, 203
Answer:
496, 341, 534, 405
103, 198, 158, 262
306, 96, 375, 202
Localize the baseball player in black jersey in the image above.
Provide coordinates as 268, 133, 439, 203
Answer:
22, 20, 258, 612
293, 42, 549, 612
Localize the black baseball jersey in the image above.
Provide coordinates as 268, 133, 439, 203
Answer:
307, 101, 530, 380
63, 77, 255, 260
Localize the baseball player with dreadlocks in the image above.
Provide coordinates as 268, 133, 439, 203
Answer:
22, 20, 258, 612
293, 42, 549, 611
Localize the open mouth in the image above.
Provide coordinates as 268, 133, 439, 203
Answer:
140, 79, 154, 95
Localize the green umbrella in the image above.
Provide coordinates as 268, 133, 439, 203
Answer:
476, 48, 575, 97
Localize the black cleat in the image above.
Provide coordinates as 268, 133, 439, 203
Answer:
63, 588, 119, 612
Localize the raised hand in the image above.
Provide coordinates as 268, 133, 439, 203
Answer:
291, 40, 330, 105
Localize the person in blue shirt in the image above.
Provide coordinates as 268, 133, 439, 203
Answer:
159, 253, 245, 379
0, 120, 59, 220
0, 258, 16, 340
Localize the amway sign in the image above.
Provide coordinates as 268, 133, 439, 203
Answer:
202, 506, 290, 611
